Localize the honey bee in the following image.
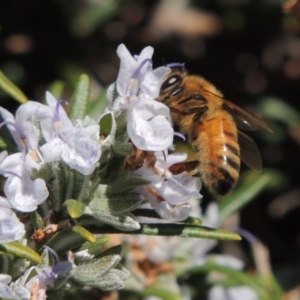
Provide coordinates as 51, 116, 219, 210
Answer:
158, 68, 272, 197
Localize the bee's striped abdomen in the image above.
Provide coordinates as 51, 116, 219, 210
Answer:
195, 111, 240, 197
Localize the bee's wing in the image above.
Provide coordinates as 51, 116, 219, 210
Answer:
238, 130, 262, 171
223, 100, 273, 132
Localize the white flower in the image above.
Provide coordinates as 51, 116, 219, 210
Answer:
39, 92, 101, 175
0, 103, 50, 212
0, 152, 48, 212
134, 151, 202, 221
109, 44, 173, 152
0, 104, 46, 171
208, 285, 257, 300
0, 208, 25, 243
0, 274, 18, 299
10, 250, 72, 300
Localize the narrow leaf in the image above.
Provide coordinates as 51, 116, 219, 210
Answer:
72, 254, 120, 282
29, 211, 44, 230
95, 193, 141, 214
46, 226, 95, 255
72, 225, 96, 242
48, 162, 66, 211
0, 242, 41, 263
0, 254, 10, 274
88, 185, 142, 229
218, 172, 273, 222
92, 211, 141, 231
65, 199, 85, 218
79, 236, 109, 251
0, 70, 27, 103
99, 113, 113, 136
93, 272, 125, 290
68, 74, 91, 119
91, 223, 241, 241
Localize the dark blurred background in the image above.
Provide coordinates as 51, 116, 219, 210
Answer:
1, 0, 300, 296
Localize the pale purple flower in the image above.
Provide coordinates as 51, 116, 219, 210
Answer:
134, 151, 202, 221
10, 248, 72, 300
0, 274, 18, 299
0, 104, 46, 171
0, 208, 25, 243
108, 44, 173, 152
0, 152, 48, 212
0, 103, 50, 213
39, 92, 101, 175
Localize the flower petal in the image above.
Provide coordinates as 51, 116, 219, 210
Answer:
152, 200, 192, 222
140, 66, 171, 99
0, 208, 25, 243
15, 101, 51, 150
4, 175, 48, 212
116, 44, 138, 95
128, 109, 173, 151
0, 107, 24, 150
40, 138, 64, 162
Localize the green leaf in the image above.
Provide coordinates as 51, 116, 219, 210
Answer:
88, 185, 141, 230
72, 246, 130, 291
0, 254, 10, 274
46, 226, 95, 255
91, 223, 241, 241
109, 265, 130, 281
72, 246, 121, 282
112, 139, 132, 156
0, 69, 27, 103
92, 211, 141, 231
65, 199, 85, 218
136, 224, 241, 240
0, 242, 41, 263
73, 225, 96, 242
183, 216, 203, 225
107, 176, 149, 195
66, 168, 87, 202
68, 74, 91, 120
99, 112, 113, 136
94, 271, 126, 290
29, 211, 44, 230
79, 236, 109, 251
218, 171, 274, 222
89, 184, 142, 214
47, 162, 67, 211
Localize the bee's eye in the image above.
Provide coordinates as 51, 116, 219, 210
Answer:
161, 75, 182, 91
